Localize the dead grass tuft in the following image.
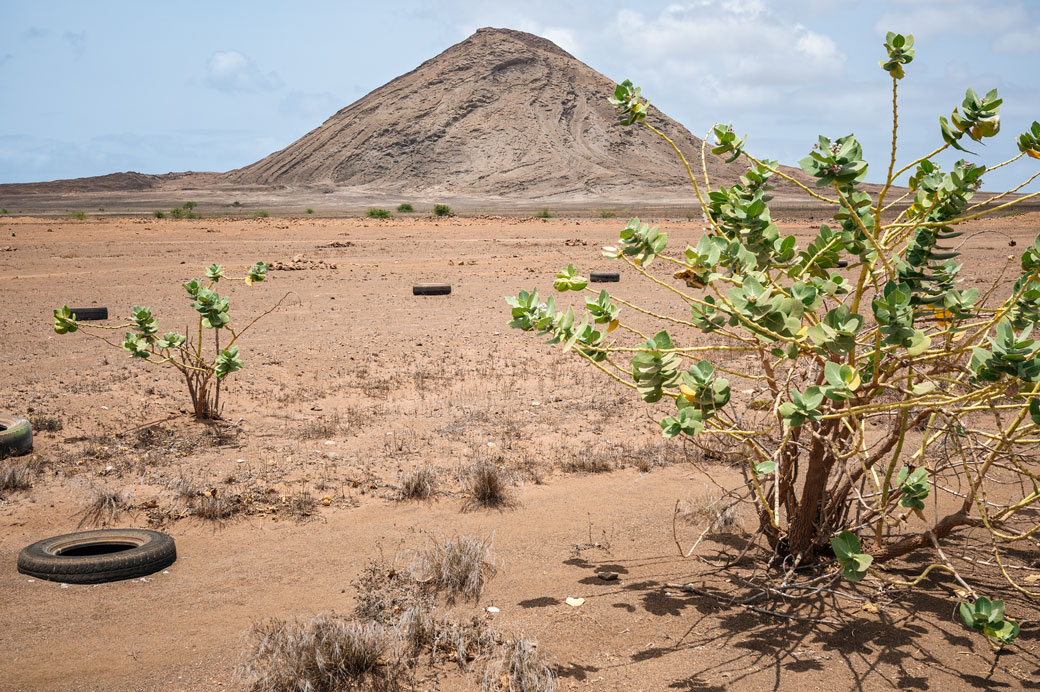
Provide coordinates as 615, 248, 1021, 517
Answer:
286, 491, 318, 521
462, 456, 517, 511
394, 465, 439, 501
411, 534, 498, 605
78, 484, 131, 527
298, 411, 345, 440
237, 614, 404, 692
482, 635, 558, 692
678, 492, 745, 533
192, 491, 241, 523
29, 415, 63, 432
0, 457, 38, 494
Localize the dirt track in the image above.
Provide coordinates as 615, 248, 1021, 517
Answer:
2, 214, 1040, 691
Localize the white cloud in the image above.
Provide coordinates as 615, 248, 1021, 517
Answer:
205, 50, 282, 93
278, 90, 343, 121
609, 2, 846, 108
873, 0, 1035, 41
995, 25, 1040, 53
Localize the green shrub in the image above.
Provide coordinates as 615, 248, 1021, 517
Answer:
53, 262, 282, 419
597, 210, 616, 218
183, 201, 197, 210
97, 206, 105, 212
251, 210, 270, 219
231, 201, 242, 207
153, 210, 166, 219
396, 203, 414, 213
534, 208, 553, 218
432, 204, 454, 217
70, 210, 88, 220
366, 208, 393, 219
305, 208, 314, 214
507, 31, 1040, 648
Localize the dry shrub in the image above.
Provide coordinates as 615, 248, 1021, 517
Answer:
394, 465, 438, 501
78, 485, 131, 527
286, 491, 318, 521
482, 635, 557, 692
29, 415, 63, 432
462, 457, 517, 511
411, 534, 498, 605
237, 614, 404, 692
561, 450, 619, 474
0, 458, 38, 493
193, 492, 240, 523
678, 492, 745, 533
298, 411, 344, 440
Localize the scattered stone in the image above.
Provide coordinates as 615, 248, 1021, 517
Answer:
597, 571, 619, 581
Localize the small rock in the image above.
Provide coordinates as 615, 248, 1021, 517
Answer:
597, 571, 619, 581
486, 606, 500, 613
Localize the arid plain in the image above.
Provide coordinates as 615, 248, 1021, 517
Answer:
2, 211, 1040, 691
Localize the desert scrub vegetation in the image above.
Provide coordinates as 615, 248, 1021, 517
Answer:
393, 464, 439, 501
461, 456, 517, 511
237, 615, 404, 692
366, 208, 393, 219
53, 261, 286, 419
239, 538, 547, 690
507, 32, 1040, 649
534, 207, 553, 218
410, 533, 498, 604
0, 457, 38, 495
78, 485, 131, 527
70, 210, 88, 220
395, 202, 414, 213
432, 204, 454, 217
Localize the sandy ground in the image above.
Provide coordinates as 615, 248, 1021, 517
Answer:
2, 213, 1040, 691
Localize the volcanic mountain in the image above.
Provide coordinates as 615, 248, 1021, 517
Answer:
229, 27, 754, 199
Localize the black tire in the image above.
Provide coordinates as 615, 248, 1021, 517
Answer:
68, 307, 108, 321
17, 529, 176, 584
0, 414, 32, 457
590, 271, 620, 283
413, 283, 451, 295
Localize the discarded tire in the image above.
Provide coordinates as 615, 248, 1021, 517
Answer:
18, 529, 176, 584
68, 307, 108, 321
413, 284, 451, 295
0, 414, 32, 457
590, 271, 620, 283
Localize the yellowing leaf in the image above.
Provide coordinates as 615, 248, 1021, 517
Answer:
862, 602, 879, 614
607, 319, 619, 333
848, 371, 861, 391
1023, 574, 1040, 583
680, 384, 698, 402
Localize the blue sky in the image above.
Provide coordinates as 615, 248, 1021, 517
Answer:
2, 0, 1038, 192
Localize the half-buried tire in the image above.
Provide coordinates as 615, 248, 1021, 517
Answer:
18, 529, 176, 584
590, 271, 620, 283
413, 284, 451, 295
0, 414, 32, 457
68, 307, 108, 321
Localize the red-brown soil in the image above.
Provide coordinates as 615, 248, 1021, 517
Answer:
2, 214, 1040, 691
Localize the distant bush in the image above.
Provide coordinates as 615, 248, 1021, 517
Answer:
70, 210, 88, 220
432, 204, 454, 217
97, 206, 105, 212
251, 210, 270, 219
169, 204, 202, 220
153, 210, 166, 219
305, 208, 314, 214
534, 208, 553, 218
396, 203, 414, 213
231, 201, 242, 207
598, 209, 616, 218
366, 208, 393, 219
1, 208, 8, 214
183, 201, 197, 210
